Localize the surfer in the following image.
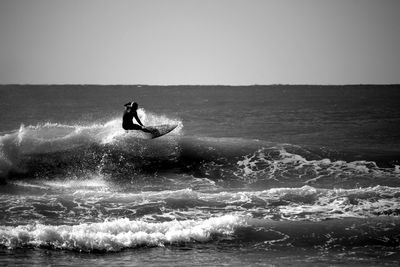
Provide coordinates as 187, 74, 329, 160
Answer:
122, 101, 151, 133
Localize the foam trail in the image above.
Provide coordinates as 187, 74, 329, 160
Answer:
0, 215, 244, 252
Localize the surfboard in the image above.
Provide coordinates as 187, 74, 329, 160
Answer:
144, 124, 178, 139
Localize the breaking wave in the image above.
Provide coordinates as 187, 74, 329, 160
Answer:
0, 110, 182, 181
0, 215, 243, 252
2, 211, 400, 252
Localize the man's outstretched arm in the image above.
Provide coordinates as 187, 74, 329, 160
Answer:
134, 113, 144, 127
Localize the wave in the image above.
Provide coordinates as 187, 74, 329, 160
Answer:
1, 213, 399, 252
0, 215, 243, 252
1, 115, 399, 189
0, 111, 182, 180
2, 179, 400, 252
2, 184, 400, 227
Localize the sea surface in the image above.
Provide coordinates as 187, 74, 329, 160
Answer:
1, 85, 400, 266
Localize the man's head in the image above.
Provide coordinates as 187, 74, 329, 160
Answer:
124, 101, 138, 110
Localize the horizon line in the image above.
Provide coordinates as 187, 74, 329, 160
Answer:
1, 83, 399, 87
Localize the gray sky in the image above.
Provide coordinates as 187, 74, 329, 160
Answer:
0, 0, 399, 85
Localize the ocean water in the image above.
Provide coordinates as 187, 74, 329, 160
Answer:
1, 84, 400, 266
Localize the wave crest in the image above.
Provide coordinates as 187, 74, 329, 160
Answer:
0, 113, 182, 180
0, 215, 244, 252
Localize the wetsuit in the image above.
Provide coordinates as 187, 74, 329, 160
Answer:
122, 109, 143, 130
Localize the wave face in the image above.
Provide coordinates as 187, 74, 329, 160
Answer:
1, 111, 400, 258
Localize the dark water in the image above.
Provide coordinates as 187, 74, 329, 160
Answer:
1, 85, 400, 266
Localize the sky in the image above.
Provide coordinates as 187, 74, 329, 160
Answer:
0, 0, 399, 85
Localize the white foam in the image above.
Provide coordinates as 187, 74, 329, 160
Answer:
42, 175, 109, 190
1, 185, 399, 233
0, 214, 245, 251
12, 181, 50, 190
235, 147, 400, 183
65, 185, 400, 220
395, 165, 400, 173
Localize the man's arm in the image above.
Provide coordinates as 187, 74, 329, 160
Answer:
134, 112, 144, 127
